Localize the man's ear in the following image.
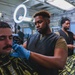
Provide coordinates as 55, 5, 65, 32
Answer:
48, 19, 50, 23
46, 19, 50, 24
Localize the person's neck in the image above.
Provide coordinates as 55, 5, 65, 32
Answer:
62, 28, 68, 36
42, 29, 51, 36
62, 28, 67, 32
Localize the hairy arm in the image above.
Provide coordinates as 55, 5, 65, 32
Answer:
67, 44, 75, 49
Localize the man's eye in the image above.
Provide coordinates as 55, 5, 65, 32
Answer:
38, 21, 42, 23
9, 36, 13, 40
35, 21, 43, 25
0, 35, 13, 41
0, 36, 6, 41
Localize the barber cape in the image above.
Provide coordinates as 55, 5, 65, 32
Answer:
59, 54, 75, 75
0, 55, 39, 75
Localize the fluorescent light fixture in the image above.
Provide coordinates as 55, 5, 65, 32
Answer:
23, 0, 30, 3
13, 4, 27, 23
19, 16, 32, 22
46, 0, 75, 10
0, 13, 2, 17
23, 17, 32, 22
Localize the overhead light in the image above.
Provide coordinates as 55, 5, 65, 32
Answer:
23, 17, 32, 22
0, 13, 2, 18
46, 0, 75, 10
23, 0, 30, 3
18, 16, 32, 22
13, 4, 27, 23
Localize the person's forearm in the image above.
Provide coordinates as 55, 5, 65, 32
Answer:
11, 44, 67, 69
30, 52, 66, 69
67, 44, 75, 49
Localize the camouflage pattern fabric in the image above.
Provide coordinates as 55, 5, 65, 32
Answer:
59, 54, 75, 75
0, 56, 39, 75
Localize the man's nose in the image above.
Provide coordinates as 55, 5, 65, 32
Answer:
36, 23, 39, 28
67, 24, 70, 27
5, 38, 11, 44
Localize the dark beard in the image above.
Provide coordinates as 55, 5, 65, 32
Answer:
38, 24, 48, 34
64, 27, 69, 31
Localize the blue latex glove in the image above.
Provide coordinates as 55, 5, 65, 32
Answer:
10, 44, 30, 60
13, 40, 18, 44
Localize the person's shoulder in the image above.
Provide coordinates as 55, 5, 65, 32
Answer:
49, 32, 61, 41
68, 31, 73, 34
57, 36, 66, 42
52, 32, 66, 41
55, 36, 68, 51
51, 32, 60, 37
30, 33, 39, 38
54, 29, 62, 36
54, 31, 60, 35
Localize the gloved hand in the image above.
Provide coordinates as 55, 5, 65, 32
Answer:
13, 40, 18, 44
10, 44, 30, 60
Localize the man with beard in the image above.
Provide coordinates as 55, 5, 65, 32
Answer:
0, 21, 38, 75
58, 17, 75, 56
56, 18, 75, 75
10, 10, 68, 75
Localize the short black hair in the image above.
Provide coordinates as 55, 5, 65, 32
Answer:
33, 10, 51, 18
0, 21, 11, 28
61, 17, 70, 26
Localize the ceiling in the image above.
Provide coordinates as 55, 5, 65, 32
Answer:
0, 0, 75, 24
